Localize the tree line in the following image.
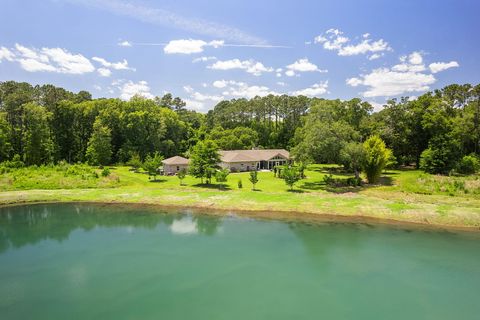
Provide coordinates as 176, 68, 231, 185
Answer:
1, 80, 479, 176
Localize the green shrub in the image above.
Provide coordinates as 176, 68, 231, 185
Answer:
215, 169, 229, 183
177, 168, 187, 186
363, 136, 391, 183
455, 155, 479, 175
420, 136, 462, 174
323, 174, 334, 185
283, 166, 301, 190
101, 168, 111, 177
2, 154, 24, 169
237, 179, 243, 189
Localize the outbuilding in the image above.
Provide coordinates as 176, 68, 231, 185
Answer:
162, 156, 189, 175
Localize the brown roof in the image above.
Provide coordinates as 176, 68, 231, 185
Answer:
219, 149, 290, 163
162, 156, 190, 165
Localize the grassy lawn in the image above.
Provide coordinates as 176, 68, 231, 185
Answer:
1, 164, 480, 229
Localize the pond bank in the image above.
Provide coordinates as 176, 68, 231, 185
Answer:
2, 200, 479, 234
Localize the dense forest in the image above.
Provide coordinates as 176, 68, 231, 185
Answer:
0, 81, 479, 175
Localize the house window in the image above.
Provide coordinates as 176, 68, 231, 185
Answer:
177, 166, 179, 170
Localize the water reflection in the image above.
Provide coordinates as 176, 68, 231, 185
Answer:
0, 204, 223, 253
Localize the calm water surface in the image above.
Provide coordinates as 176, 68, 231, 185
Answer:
0, 204, 479, 319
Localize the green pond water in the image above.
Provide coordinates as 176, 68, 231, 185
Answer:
0, 204, 479, 319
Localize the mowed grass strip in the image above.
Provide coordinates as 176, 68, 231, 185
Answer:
1, 164, 480, 228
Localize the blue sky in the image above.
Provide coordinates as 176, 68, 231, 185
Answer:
0, 0, 478, 112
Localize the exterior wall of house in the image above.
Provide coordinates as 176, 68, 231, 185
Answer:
220, 162, 258, 172
163, 164, 189, 175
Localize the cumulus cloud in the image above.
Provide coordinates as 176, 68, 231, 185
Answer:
0, 43, 133, 77
208, 59, 273, 76
346, 52, 437, 97
164, 39, 224, 54
291, 82, 329, 97
285, 58, 327, 77
182, 84, 224, 112
213, 80, 278, 99
314, 29, 391, 58
212, 80, 233, 88
391, 51, 426, 73
12, 44, 95, 74
429, 61, 459, 73
116, 80, 154, 100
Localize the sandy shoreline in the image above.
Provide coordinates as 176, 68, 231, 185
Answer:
1, 200, 479, 234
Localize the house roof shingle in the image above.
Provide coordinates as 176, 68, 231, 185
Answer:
162, 156, 190, 165
219, 149, 289, 163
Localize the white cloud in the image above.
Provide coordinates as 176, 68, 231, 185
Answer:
368, 101, 386, 112
0, 47, 15, 62
277, 81, 287, 86
347, 68, 435, 98
2, 43, 137, 77
209, 59, 273, 76
118, 80, 154, 100
182, 85, 224, 112
285, 58, 327, 76
338, 39, 391, 56
429, 61, 459, 73
97, 68, 112, 77
118, 40, 132, 47
291, 82, 328, 97
346, 77, 363, 87
212, 80, 232, 88
92, 57, 134, 70
345, 51, 445, 98
408, 51, 423, 65
17, 58, 57, 72
191, 91, 223, 102
314, 29, 391, 58
218, 80, 278, 99
192, 56, 217, 63
391, 52, 426, 73
163, 39, 224, 54
285, 70, 296, 77
42, 47, 96, 74
183, 85, 194, 93
12, 44, 95, 74
368, 53, 383, 60
184, 99, 206, 112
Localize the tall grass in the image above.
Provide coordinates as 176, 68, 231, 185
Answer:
0, 163, 122, 191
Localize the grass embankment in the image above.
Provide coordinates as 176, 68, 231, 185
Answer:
1, 164, 480, 229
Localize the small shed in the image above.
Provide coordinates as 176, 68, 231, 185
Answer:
162, 156, 189, 175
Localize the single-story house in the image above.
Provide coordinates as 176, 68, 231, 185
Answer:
219, 149, 290, 172
162, 156, 190, 175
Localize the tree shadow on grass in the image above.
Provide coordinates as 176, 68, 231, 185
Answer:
192, 183, 232, 191
287, 189, 308, 193
149, 179, 168, 183
299, 175, 394, 194
310, 166, 355, 177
